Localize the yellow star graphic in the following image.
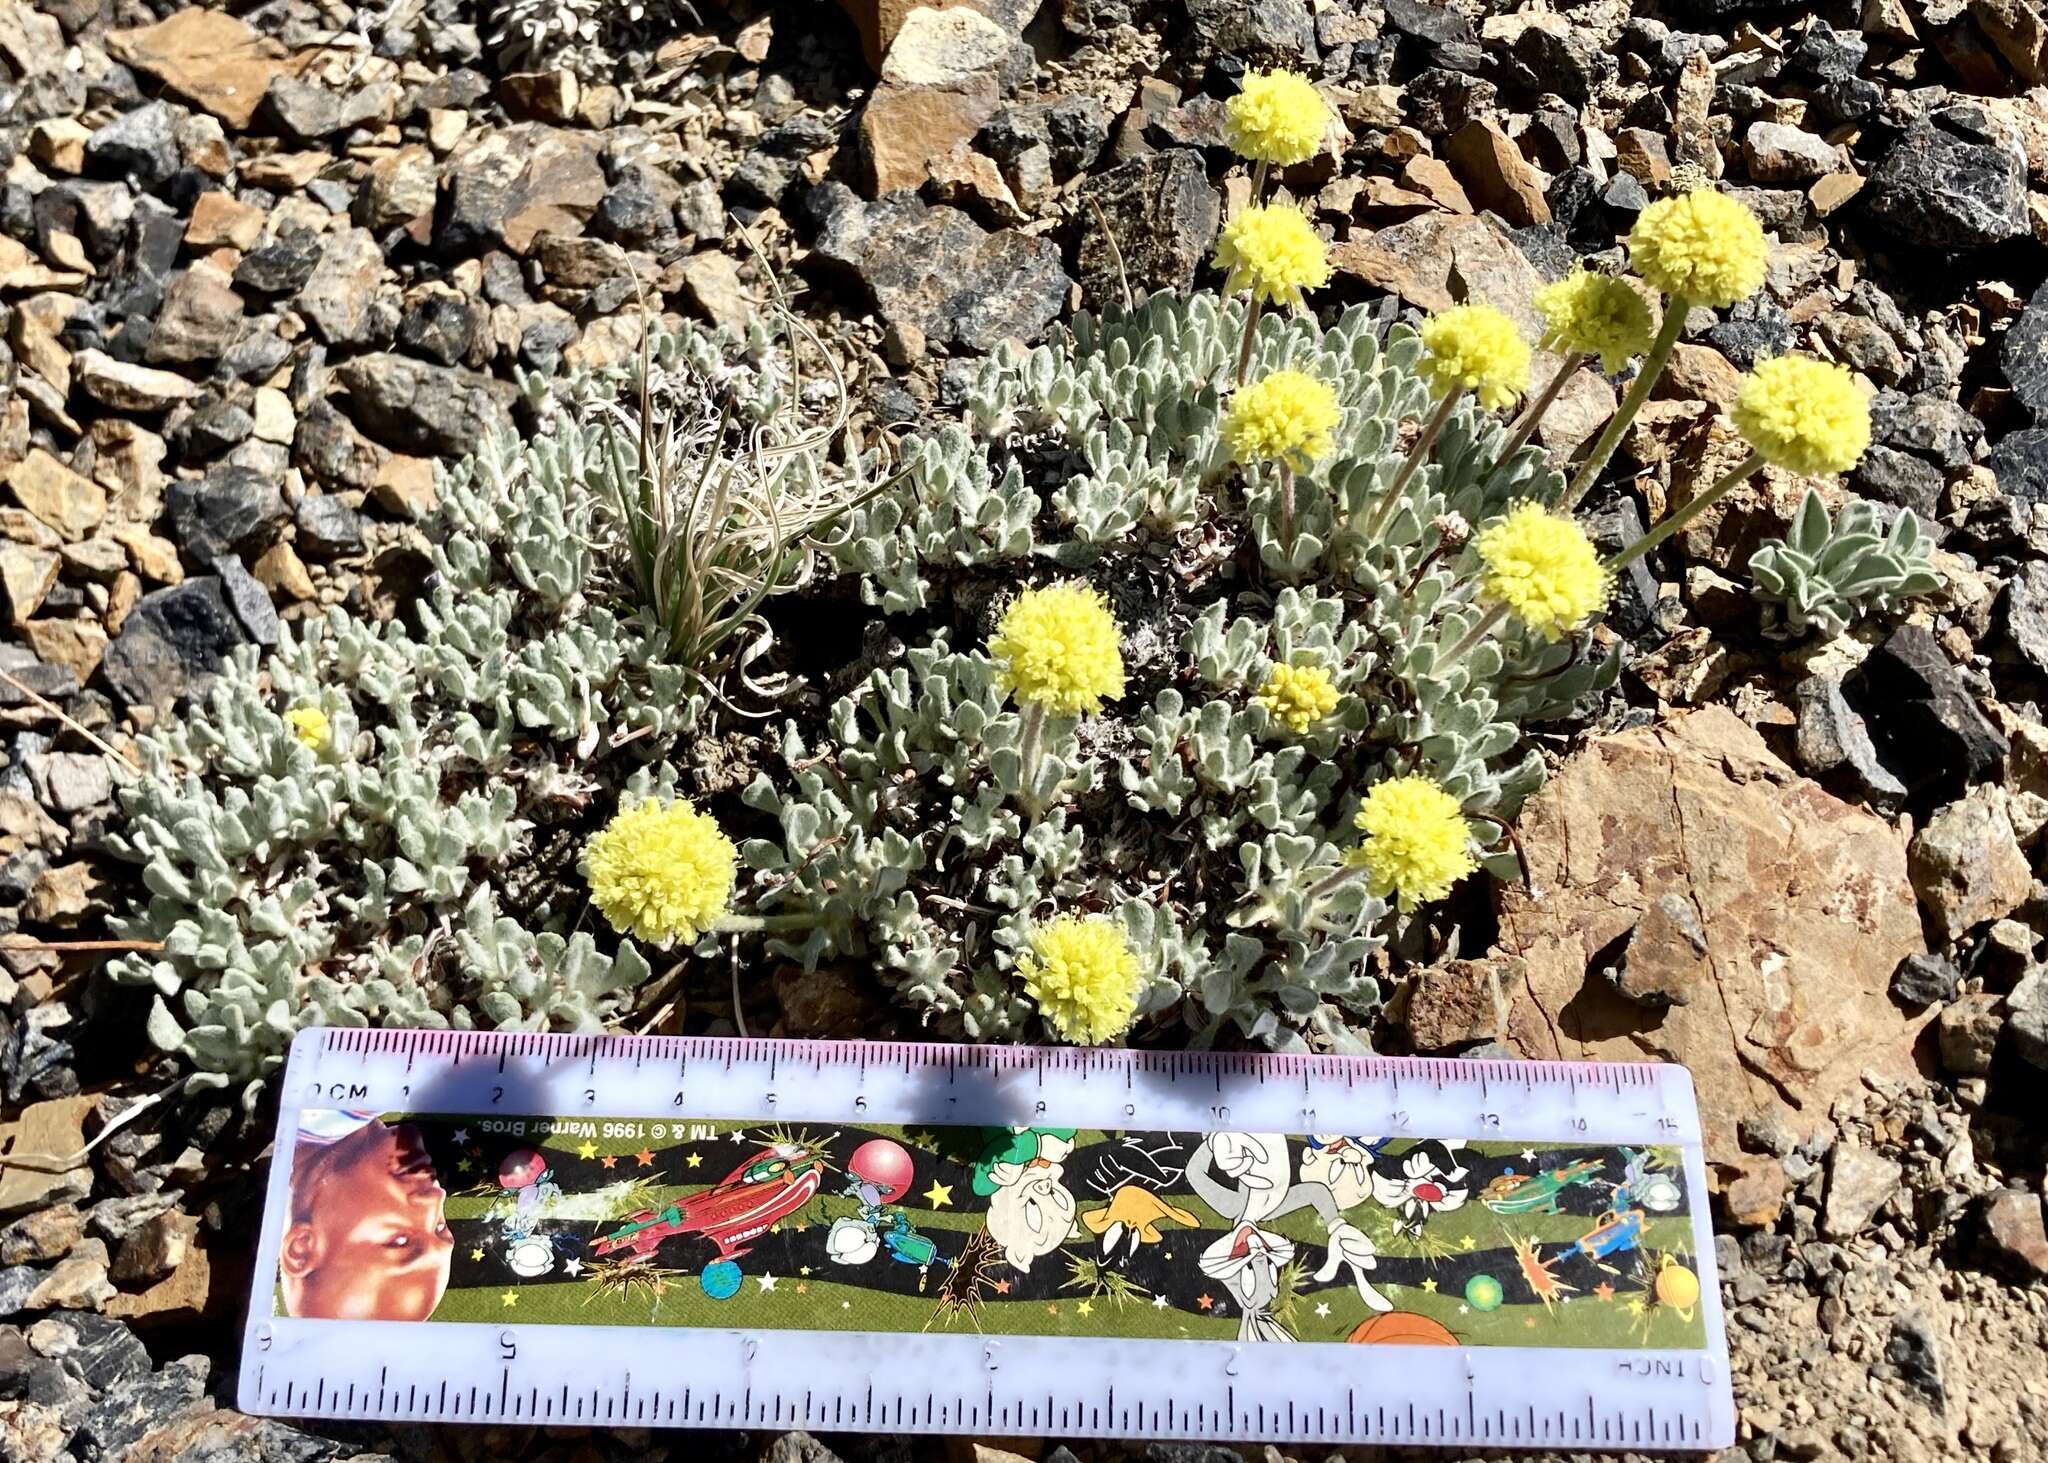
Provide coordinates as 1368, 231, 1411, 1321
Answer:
686, 1153, 703, 1168
1421, 1277, 1439, 1294
576, 1140, 598, 1160
500, 1291, 519, 1308
922, 1181, 954, 1208
799, 1266, 813, 1277
469, 1248, 484, 1262
1459, 1235, 1477, 1252
1076, 1299, 1094, 1317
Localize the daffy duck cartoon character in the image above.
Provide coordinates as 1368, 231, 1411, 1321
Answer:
1082, 1185, 1200, 1263
1082, 1134, 1198, 1265
1186, 1132, 1393, 1342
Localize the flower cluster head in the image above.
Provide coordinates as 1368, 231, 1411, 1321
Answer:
1417, 303, 1531, 411
1224, 69, 1330, 166
1346, 775, 1477, 911
1213, 203, 1330, 309
1256, 660, 1341, 735
990, 582, 1126, 716
1535, 270, 1657, 376
1732, 354, 1871, 477
284, 705, 330, 751
1627, 188, 1767, 308
1475, 501, 1610, 641
584, 798, 737, 944
1225, 369, 1340, 468
1018, 914, 1142, 1045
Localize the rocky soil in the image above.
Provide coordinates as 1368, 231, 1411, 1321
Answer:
2, 0, 2048, 1459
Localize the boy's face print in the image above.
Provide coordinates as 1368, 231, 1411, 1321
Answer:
282, 1119, 453, 1321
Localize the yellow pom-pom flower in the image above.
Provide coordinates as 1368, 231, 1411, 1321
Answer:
1213, 203, 1330, 308
1535, 270, 1657, 376
584, 799, 737, 944
1474, 501, 1610, 641
990, 582, 1126, 716
1018, 914, 1142, 1045
1346, 775, 1477, 911
1225, 369, 1340, 468
1627, 188, 1767, 308
284, 706, 330, 751
1256, 661, 1341, 735
1224, 69, 1330, 165
1732, 355, 1871, 477
1417, 304, 1531, 411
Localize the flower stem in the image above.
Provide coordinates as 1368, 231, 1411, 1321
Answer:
1607, 450, 1767, 572
1560, 297, 1690, 510
1437, 601, 1509, 669
1488, 353, 1582, 479
1235, 296, 1264, 386
1365, 391, 1459, 540
1017, 701, 1048, 819
1277, 460, 1296, 560
714, 913, 818, 933
1305, 864, 1366, 905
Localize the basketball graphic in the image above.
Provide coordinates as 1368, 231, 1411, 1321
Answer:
1346, 1311, 1460, 1346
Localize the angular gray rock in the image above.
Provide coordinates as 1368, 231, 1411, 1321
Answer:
2003, 561, 2048, 675
2008, 965, 2048, 1068
1793, 673, 1907, 809
101, 579, 252, 712
1853, 626, 2008, 797
809, 185, 1072, 354
2002, 279, 2048, 422
1075, 149, 1221, 309
1821, 1143, 1902, 1239
1864, 116, 2028, 250
84, 100, 179, 186
334, 352, 519, 456
164, 467, 286, 564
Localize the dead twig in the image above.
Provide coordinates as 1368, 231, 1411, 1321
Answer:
0, 666, 142, 776
5, 938, 164, 953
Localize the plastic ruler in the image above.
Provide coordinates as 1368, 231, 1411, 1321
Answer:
241, 1028, 1735, 1449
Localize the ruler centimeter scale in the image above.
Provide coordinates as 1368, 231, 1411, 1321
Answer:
242, 1028, 1735, 1449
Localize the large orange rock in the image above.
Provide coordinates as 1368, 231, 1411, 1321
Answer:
858, 7, 1013, 196
106, 9, 289, 130
1498, 706, 1931, 1158
837, 0, 1038, 70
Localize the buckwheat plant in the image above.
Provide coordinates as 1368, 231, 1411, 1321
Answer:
103, 311, 860, 1100
735, 76, 1694, 1053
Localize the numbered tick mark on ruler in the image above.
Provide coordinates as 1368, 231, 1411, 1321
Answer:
240, 1030, 1734, 1449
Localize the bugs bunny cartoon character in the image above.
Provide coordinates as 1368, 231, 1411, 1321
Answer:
1186, 1132, 1393, 1342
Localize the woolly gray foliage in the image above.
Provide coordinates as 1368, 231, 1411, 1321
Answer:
748, 293, 1619, 1051
1747, 488, 1943, 640
108, 406, 703, 1102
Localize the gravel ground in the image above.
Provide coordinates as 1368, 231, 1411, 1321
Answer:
2, 0, 2047, 1459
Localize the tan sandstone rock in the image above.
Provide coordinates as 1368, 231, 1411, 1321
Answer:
1499, 705, 1930, 1158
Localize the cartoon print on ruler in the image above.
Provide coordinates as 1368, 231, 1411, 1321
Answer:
276, 1113, 1706, 1350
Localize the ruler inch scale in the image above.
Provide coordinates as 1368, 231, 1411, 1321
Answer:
243, 1029, 1734, 1449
